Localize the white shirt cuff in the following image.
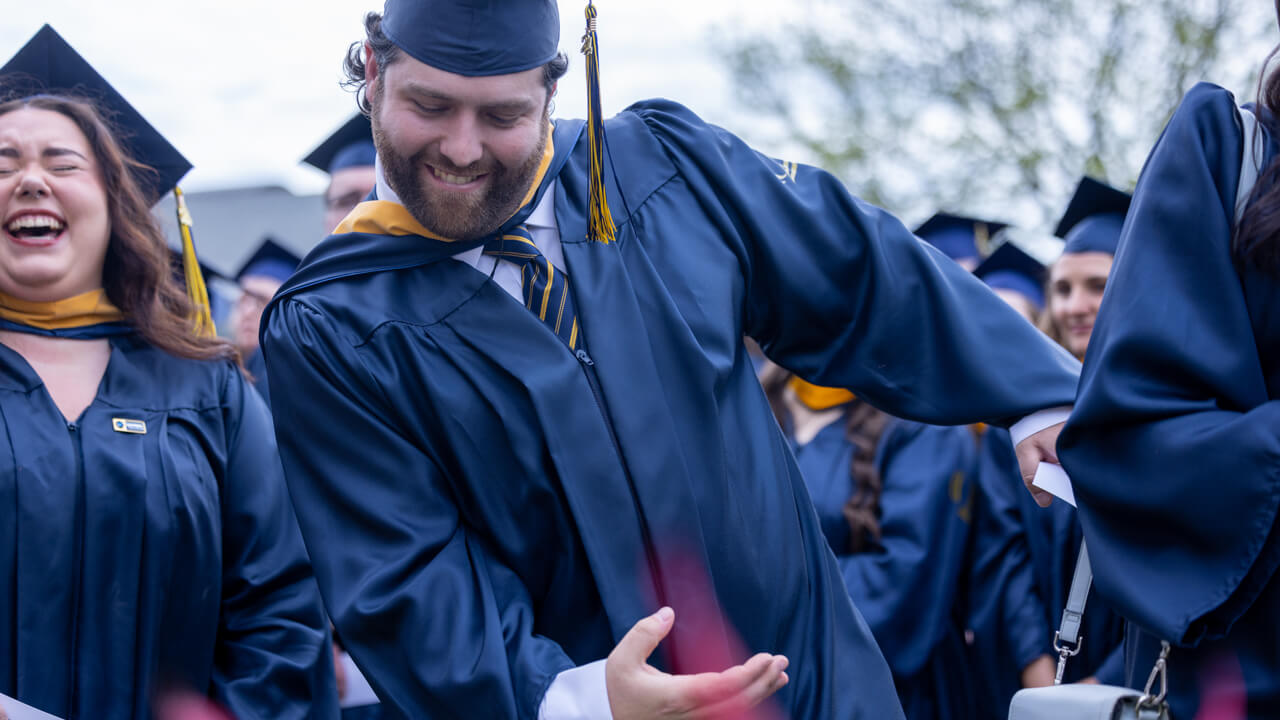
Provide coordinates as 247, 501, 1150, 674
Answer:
1010, 406, 1073, 446
338, 651, 381, 709
537, 660, 613, 720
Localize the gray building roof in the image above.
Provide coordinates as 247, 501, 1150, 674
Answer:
152, 184, 326, 280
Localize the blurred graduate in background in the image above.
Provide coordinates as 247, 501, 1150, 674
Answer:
761, 364, 980, 720
231, 237, 299, 406
304, 113, 377, 234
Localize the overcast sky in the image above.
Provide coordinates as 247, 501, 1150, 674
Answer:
1, 1, 796, 196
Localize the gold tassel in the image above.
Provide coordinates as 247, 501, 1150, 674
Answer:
580, 1, 615, 244
173, 187, 216, 337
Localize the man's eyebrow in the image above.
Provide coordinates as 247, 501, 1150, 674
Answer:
401, 83, 537, 114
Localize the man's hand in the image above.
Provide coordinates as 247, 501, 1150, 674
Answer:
1015, 422, 1065, 508
606, 607, 789, 720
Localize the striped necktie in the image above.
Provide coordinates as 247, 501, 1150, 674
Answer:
483, 224, 583, 350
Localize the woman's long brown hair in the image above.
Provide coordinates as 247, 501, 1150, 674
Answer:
0, 94, 235, 362
761, 365, 888, 553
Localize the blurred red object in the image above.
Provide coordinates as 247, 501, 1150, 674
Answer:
153, 692, 234, 720
1193, 652, 1246, 720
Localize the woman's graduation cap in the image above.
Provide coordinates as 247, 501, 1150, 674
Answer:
974, 236, 1047, 310
0, 25, 214, 335
915, 213, 1008, 264
1053, 177, 1132, 256
303, 114, 375, 175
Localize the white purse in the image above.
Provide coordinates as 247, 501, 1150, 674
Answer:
1006, 541, 1170, 720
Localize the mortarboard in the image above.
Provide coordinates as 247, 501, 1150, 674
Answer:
0, 24, 191, 206
303, 114, 375, 175
381, 0, 561, 78
974, 237, 1047, 310
914, 213, 1007, 263
236, 238, 301, 285
1053, 177, 1131, 256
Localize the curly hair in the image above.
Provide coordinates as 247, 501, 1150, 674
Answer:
341, 12, 570, 116
0, 93, 235, 362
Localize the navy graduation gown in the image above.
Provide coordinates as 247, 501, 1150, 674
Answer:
1059, 82, 1280, 717
967, 430, 1125, 717
0, 334, 337, 719
965, 429, 1049, 717
262, 102, 1080, 718
791, 417, 978, 720
244, 347, 272, 407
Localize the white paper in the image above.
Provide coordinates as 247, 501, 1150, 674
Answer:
1031, 461, 1076, 507
0, 694, 63, 720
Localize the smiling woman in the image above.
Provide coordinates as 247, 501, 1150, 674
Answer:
0, 25, 337, 720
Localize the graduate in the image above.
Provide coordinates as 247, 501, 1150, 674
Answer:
962, 237, 1055, 716
973, 238, 1046, 324
914, 212, 1006, 271
304, 114, 377, 234
260, 2, 1080, 717
0, 26, 337, 719
761, 366, 979, 720
1042, 177, 1128, 361
967, 212, 1128, 715
230, 237, 300, 406
1058, 58, 1280, 715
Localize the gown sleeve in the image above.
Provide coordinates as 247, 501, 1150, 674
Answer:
261, 298, 576, 719
1058, 82, 1280, 646
630, 101, 1080, 427
211, 365, 340, 718
837, 422, 975, 677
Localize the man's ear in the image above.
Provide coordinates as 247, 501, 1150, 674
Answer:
364, 42, 380, 105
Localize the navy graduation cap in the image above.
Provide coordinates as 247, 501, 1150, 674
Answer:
0, 24, 192, 205
382, 0, 561, 77
303, 113, 375, 175
236, 237, 301, 285
914, 213, 1007, 263
1053, 177, 1132, 256
974, 236, 1047, 309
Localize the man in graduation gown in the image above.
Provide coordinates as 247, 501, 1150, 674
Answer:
261, 2, 1080, 717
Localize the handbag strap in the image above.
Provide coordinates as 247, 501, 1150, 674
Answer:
1052, 539, 1092, 684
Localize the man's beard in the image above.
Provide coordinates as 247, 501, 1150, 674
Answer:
373, 106, 549, 242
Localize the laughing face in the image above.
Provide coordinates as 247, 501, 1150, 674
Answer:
0, 106, 111, 302
367, 48, 551, 241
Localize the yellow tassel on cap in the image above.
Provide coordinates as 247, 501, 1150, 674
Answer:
174, 187, 216, 337
580, 1, 615, 244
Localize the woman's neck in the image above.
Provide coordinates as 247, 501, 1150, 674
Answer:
0, 330, 111, 422
783, 388, 845, 446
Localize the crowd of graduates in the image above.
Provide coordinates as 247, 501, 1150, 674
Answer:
1, 1, 1278, 719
